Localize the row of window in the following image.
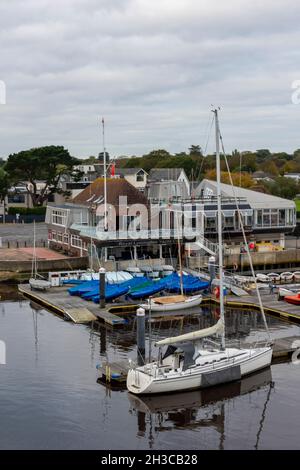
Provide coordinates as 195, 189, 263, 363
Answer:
255, 209, 295, 227
49, 231, 88, 251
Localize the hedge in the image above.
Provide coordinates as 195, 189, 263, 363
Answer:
8, 206, 47, 215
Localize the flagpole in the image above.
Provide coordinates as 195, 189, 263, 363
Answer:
102, 117, 107, 231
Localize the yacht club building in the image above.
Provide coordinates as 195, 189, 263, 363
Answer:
45, 177, 296, 263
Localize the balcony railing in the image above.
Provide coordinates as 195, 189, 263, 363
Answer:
70, 223, 200, 241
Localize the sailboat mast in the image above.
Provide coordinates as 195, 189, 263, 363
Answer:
214, 109, 226, 350
102, 117, 108, 231
175, 209, 184, 296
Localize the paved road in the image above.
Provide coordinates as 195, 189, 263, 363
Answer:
0, 223, 48, 243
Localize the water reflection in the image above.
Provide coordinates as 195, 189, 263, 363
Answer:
128, 367, 274, 449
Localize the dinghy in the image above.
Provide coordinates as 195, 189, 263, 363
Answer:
278, 287, 294, 301
256, 273, 270, 283
29, 221, 51, 291
268, 273, 280, 283
125, 266, 144, 278
139, 294, 202, 312
293, 271, 300, 282
280, 272, 294, 283
161, 265, 174, 277
284, 292, 300, 305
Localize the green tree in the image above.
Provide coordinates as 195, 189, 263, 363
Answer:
262, 176, 300, 199
189, 145, 202, 156
256, 149, 271, 162
5, 146, 80, 206
0, 167, 10, 202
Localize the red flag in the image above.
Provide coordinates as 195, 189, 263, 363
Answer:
111, 163, 115, 177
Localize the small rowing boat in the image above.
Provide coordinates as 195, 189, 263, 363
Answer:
139, 294, 202, 312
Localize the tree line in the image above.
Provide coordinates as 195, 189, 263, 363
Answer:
1, 144, 300, 208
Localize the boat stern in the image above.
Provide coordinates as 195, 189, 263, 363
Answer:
126, 368, 153, 394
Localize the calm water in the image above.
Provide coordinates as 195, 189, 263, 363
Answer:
0, 287, 300, 450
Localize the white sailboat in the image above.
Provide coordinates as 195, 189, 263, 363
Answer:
127, 109, 272, 395
29, 221, 51, 291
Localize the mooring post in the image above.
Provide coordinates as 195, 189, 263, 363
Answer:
208, 255, 216, 291
136, 307, 145, 366
99, 267, 106, 309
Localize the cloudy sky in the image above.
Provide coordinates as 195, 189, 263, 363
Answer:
0, 0, 300, 159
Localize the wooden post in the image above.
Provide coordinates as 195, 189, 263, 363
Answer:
99, 267, 106, 309
136, 307, 145, 366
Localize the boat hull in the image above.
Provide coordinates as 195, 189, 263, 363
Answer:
127, 347, 272, 395
284, 294, 300, 305
29, 278, 51, 291
139, 294, 202, 312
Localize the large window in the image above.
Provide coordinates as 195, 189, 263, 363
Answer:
263, 210, 270, 226
71, 235, 82, 248
52, 209, 67, 226
206, 217, 216, 229
271, 209, 278, 226
256, 210, 262, 227
136, 171, 145, 182
8, 194, 25, 204
279, 209, 286, 226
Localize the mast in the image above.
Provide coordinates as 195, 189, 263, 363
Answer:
175, 209, 184, 296
102, 117, 108, 231
214, 108, 226, 350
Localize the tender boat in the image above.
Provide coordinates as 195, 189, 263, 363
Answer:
140, 266, 153, 277
125, 266, 144, 278
278, 287, 294, 301
293, 271, 300, 282
161, 265, 175, 277
284, 292, 300, 305
280, 272, 294, 283
256, 273, 270, 283
29, 278, 51, 291
29, 220, 51, 291
268, 273, 280, 283
139, 294, 202, 312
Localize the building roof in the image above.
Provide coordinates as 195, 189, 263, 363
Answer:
115, 168, 147, 176
252, 171, 273, 179
72, 177, 148, 208
196, 179, 295, 209
149, 168, 185, 181
147, 181, 189, 200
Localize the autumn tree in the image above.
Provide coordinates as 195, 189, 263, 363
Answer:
204, 169, 254, 188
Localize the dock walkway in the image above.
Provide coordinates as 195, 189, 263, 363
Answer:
18, 284, 127, 326
224, 293, 300, 324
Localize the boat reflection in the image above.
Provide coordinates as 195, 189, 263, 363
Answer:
128, 367, 273, 448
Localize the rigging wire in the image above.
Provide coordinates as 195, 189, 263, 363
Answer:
217, 120, 271, 342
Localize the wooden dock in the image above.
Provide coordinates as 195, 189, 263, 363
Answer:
200, 292, 300, 324
224, 293, 300, 324
18, 284, 128, 326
